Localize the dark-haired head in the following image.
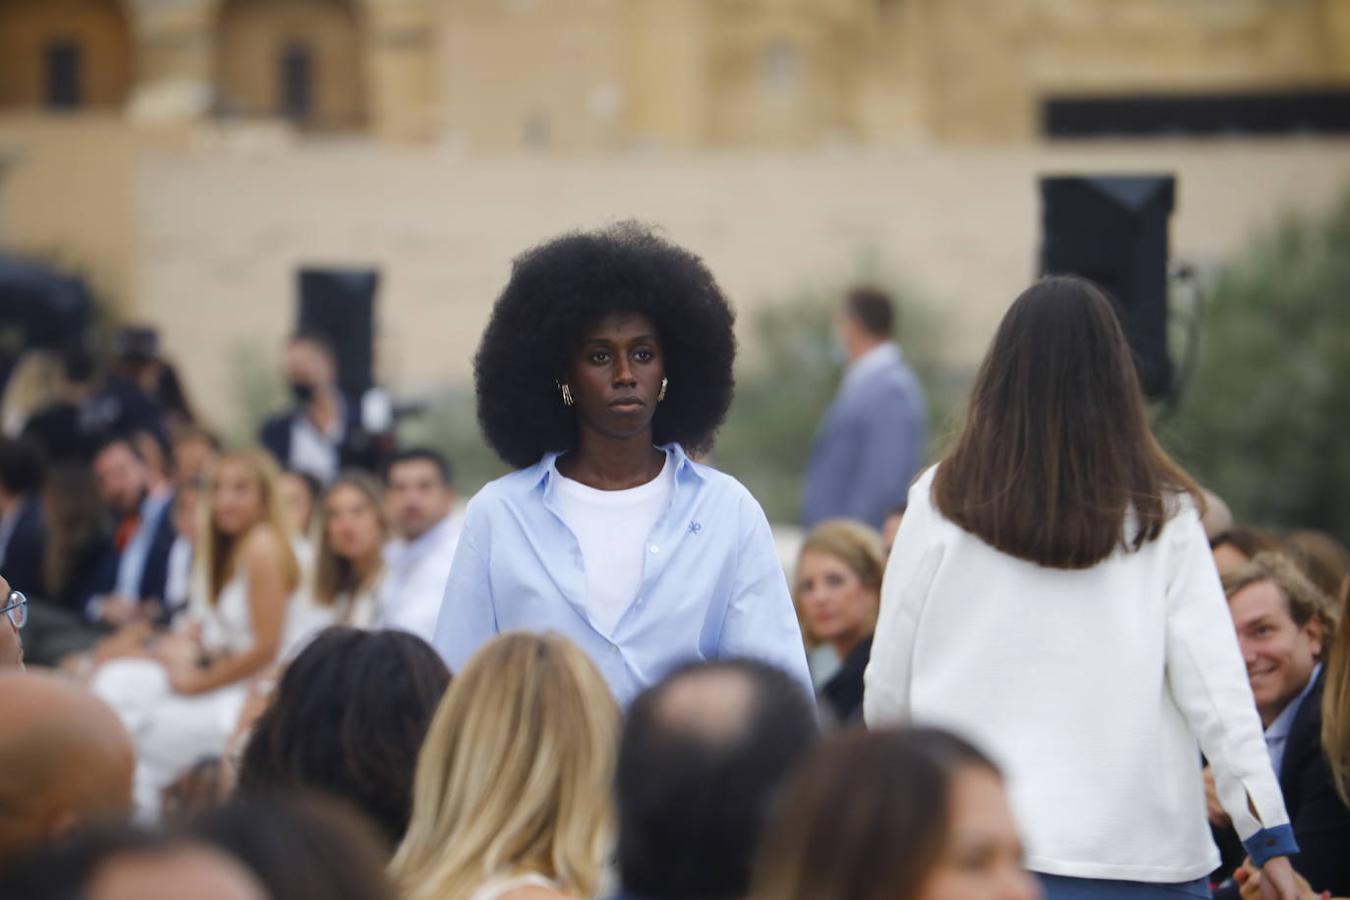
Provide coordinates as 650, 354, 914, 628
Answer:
191, 793, 396, 900
1211, 526, 1282, 575
933, 275, 1202, 569
237, 627, 450, 848
616, 658, 819, 900
0, 822, 266, 900
475, 222, 736, 469
0, 437, 45, 498
751, 728, 1035, 900
844, 286, 895, 340
385, 447, 453, 487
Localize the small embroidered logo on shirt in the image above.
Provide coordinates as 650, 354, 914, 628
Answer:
688, 521, 702, 535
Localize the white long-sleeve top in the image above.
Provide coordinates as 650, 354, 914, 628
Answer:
865, 466, 1292, 883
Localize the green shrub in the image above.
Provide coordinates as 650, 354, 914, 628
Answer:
1158, 187, 1350, 540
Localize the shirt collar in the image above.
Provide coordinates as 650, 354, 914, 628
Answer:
1265, 663, 1322, 741
843, 340, 901, 388
533, 443, 705, 493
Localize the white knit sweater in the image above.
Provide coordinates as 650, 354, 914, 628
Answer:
864, 466, 1291, 883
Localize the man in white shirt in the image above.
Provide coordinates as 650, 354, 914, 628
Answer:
377, 448, 460, 642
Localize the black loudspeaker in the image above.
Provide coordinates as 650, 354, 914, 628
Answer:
296, 267, 379, 402
1040, 175, 1176, 398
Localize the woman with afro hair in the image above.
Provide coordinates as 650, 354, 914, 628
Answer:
432, 223, 812, 705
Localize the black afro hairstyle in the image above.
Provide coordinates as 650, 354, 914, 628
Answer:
475, 221, 737, 470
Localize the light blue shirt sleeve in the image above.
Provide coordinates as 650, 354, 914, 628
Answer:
433, 515, 497, 674
717, 491, 814, 699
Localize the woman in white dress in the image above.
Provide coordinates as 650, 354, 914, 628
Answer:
390, 633, 618, 900
91, 446, 300, 820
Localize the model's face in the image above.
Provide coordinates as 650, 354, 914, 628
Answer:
386, 459, 454, 541
566, 312, 666, 441
796, 549, 876, 648
917, 767, 1041, 900
324, 484, 384, 563
211, 459, 265, 537
94, 444, 148, 516
1228, 579, 1322, 726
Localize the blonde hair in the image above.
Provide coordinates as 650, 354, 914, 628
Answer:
1222, 551, 1339, 663
1, 350, 62, 435
314, 471, 388, 608
391, 633, 618, 900
197, 446, 299, 604
793, 519, 887, 646
1323, 576, 1350, 805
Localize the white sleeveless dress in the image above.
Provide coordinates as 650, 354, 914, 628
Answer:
91, 570, 272, 821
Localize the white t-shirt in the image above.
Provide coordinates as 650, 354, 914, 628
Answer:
556, 458, 673, 636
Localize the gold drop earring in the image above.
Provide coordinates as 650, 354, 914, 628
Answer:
557, 382, 574, 407
658, 377, 668, 402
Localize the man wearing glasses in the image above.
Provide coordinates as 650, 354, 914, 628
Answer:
2, 576, 27, 669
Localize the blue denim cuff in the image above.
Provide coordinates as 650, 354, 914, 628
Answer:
1243, 823, 1299, 867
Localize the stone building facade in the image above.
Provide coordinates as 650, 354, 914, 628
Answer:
1, 0, 1348, 148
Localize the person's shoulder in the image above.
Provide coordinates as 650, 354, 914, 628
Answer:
240, 523, 290, 564
686, 456, 758, 507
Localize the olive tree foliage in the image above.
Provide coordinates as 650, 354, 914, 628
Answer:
1158, 187, 1350, 540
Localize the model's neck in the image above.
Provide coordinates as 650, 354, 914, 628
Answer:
560, 430, 663, 490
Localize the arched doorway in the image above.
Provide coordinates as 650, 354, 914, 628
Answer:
216, 0, 366, 131
0, 0, 132, 111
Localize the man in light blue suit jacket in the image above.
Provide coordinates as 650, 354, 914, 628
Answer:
802, 287, 926, 531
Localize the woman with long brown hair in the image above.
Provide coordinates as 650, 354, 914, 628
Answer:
91, 446, 300, 820
865, 277, 1299, 900
751, 728, 1039, 900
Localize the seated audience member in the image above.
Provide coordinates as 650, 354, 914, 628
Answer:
2, 349, 63, 438
0, 824, 267, 900
1212, 526, 1282, 577
614, 659, 819, 900
191, 794, 398, 900
750, 728, 1038, 900
170, 424, 220, 489
162, 482, 202, 619
310, 472, 388, 630
90, 447, 300, 820
378, 447, 460, 641
1284, 530, 1350, 605
131, 428, 174, 498
259, 331, 381, 484
0, 438, 47, 598
238, 627, 450, 849
86, 435, 177, 627
20, 346, 102, 465
24, 465, 109, 666
2, 576, 23, 668
1217, 552, 1349, 898
793, 519, 885, 725
278, 468, 321, 544
391, 633, 618, 900
0, 670, 135, 865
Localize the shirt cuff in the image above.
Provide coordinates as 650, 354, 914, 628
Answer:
1243, 823, 1298, 867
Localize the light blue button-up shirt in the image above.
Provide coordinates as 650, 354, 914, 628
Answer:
433, 443, 813, 706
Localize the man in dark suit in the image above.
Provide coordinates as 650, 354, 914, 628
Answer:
801, 286, 926, 531
1214, 553, 1350, 897
258, 331, 382, 483
85, 435, 176, 626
